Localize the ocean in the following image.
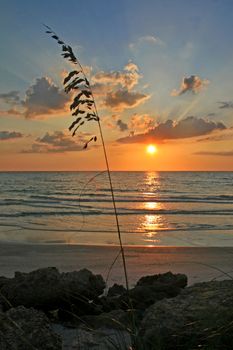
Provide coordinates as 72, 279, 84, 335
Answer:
0, 171, 232, 247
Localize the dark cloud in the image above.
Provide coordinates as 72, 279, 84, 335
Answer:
0, 91, 21, 104
194, 151, 233, 156
0, 131, 23, 141
218, 101, 233, 109
0, 77, 70, 119
22, 77, 69, 118
23, 131, 89, 153
105, 89, 150, 111
172, 75, 209, 96
116, 119, 128, 131
118, 116, 226, 144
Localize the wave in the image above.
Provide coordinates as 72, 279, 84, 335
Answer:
1, 222, 233, 233
1, 194, 233, 207
1, 208, 233, 218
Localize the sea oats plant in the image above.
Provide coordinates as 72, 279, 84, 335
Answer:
44, 25, 130, 294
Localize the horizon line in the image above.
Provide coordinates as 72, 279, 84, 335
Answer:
0, 170, 233, 173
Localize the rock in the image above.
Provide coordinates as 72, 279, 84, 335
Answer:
107, 284, 126, 297
0, 276, 8, 289
129, 285, 172, 310
0, 306, 61, 349
139, 280, 233, 349
82, 309, 140, 330
136, 271, 187, 289
52, 323, 132, 350
0, 267, 105, 316
120, 272, 187, 311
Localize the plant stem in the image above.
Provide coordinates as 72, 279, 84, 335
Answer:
97, 118, 130, 292
75, 60, 130, 293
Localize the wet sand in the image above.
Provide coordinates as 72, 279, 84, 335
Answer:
0, 244, 233, 286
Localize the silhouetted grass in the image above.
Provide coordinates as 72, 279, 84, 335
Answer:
44, 24, 130, 295
43, 25, 139, 348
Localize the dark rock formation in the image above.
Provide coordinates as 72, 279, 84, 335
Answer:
107, 283, 126, 297
83, 308, 141, 331
1, 267, 232, 349
0, 306, 61, 349
136, 271, 187, 289
0, 267, 105, 316
139, 280, 233, 349
52, 323, 131, 350
120, 271, 187, 310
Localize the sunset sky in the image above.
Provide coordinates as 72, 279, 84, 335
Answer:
0, 0, 233, 171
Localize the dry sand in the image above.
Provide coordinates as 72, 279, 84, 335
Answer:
0, 244, 233, 286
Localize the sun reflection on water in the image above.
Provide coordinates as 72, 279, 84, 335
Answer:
145, 201, 159, 210
142, 214, 164, 245
139, 172, 170, 246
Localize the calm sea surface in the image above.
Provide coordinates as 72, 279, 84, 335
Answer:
0, 171, 232, 246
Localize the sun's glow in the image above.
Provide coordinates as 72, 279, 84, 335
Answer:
146, 144, 157, 154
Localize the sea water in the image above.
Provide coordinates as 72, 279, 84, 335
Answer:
0, 171, 232, 246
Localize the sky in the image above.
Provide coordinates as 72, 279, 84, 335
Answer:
0, 0, 233, 171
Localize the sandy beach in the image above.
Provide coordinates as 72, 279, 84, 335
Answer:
0, 244, 233, 286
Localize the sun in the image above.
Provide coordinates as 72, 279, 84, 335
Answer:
146, 144, 157, 155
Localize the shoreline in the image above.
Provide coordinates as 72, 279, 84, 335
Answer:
1, 243, 233, 286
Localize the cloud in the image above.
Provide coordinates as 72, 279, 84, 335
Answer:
0, 91, 21, 105
218, 101, 233, 109
0, 108, 23, 117
0, 131, 23, 141
23, 131, 91, 153
1, 62, 146, 117
124, 62, 139, 72
114, 114, 155, 134
129, 114, 155, 133
197, 128, 233, 142
1, 61, 147, 118
105, 89, 150, 111
194, 151, 233, 156
116, 119, 128, 131
0, 77, 70, 119
22, 77, 69, 118
171, 75, 209, 96
118, 116, 226, 144
129, 35, 164, 50
91, 62, 150, 111
92, 62, 140, 91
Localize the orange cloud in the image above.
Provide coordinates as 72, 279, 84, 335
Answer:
91, 62, 150, 112
129, 114, 155, 132
92, 62, 140, 91
105, 89, 150, 111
